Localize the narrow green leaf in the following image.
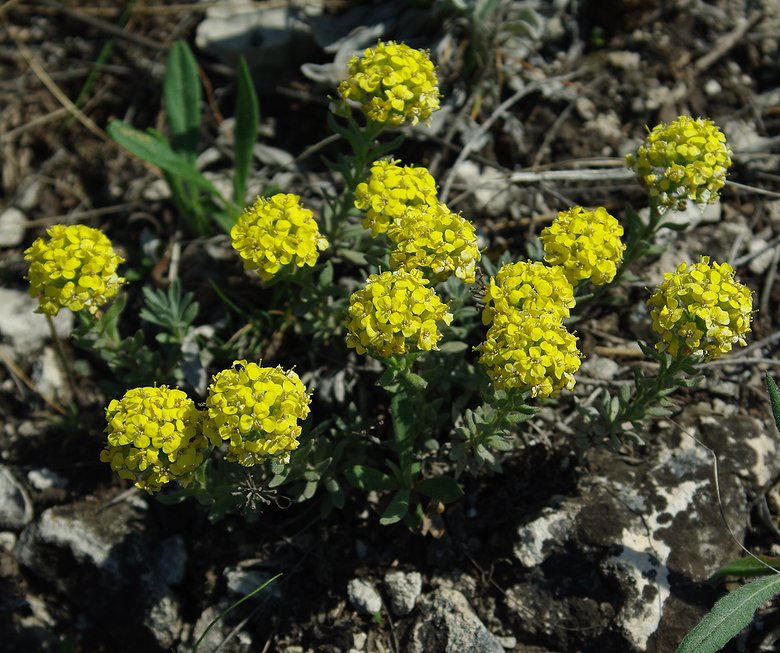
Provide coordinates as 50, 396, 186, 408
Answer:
107, 121, 217, 195
233, 55, 260, 205
439, 341, 469, 354
676, 574, 780, 653
344, 465, 396, 491
379, 489, 410, 525
415, 476, 463, 503
164, 40, 201, 159
765, 373, 780, 435
711, 556, 780, 581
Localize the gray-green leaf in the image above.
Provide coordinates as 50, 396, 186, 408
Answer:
676, 574, 780, 653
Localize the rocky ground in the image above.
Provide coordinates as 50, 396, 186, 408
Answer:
2, 1, 780, 652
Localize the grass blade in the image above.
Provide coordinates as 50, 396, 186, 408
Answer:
164, 40, 201, 159
233, 55, 260, 206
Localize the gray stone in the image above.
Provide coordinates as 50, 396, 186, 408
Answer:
347, 578, 383, 616
154, 535, 187, 586
407, 588, 505, 653
26, 468, 67, 491
31, 346, 71, 405
0, 465, 33, 529
0, 288, 73, 358
505, 412, 778, 652
195, 2, 317, 71
187, 602, 253, 653
384, 570, 422, 616
225, 566, 282, 600
0, 206, 26, 247
14, 498, 182, 649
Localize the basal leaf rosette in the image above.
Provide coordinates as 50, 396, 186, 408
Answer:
539, 206, 626, 286
337, 40, 441, 126
354, 159, 438, 236
647, 256, 753, 360
388, 203, 481, 283
24, 224, 126, 316
476, 311, 582, 397
346, 268, 453, 357
626, 115, 732, 210
99, 386, 207, 494
204, 360, 311, 467
231, 193, 328, 281
482, 261, 575, 326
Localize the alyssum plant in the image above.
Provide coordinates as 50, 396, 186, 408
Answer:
24, 40, 752, 529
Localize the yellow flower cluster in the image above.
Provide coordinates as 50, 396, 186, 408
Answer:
626, 115, 732, 210
476, 313, 581, 397
354, 159, 438, 236
231, 193, 328, 281
346, 269, 453, 357
24, 224, 126, 316
99, 386, 207, 494
204, 360, 311, 467
337, 40, 441, 126
647, 256, 752, 360
388, 203, 480, 283
482, 261, 575, 325
539, 206, 625, 286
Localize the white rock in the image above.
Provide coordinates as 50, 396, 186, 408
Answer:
384, 570, 423, 616
196, 3, 314, 68
747, 238, 777, 275
0, 465, 33, 529
0, 288, 73, 358
347, 578, 382, 615
514, 501, 580, 567
32, 346, 71, 404
27, 468, 67, 491
0, 206, 26, 247
408, 588, 505, 653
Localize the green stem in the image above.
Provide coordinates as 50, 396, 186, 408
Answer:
323, 116, 386, 245
607, 352, 698, 442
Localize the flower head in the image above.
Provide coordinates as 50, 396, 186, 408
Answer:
24, 224, 125, 316
476, 312, 581, 397
354, 159, 438, 236
539, 206, 625, 286
626, 115, 732, 210
647, 256, 752, 360
388, 203, 481, 283
204, 361, 311, 467
231, 194, 328, 281
337, 40, 440, 126
482, 261, 575, 325
99, 386, 207, 494
346, 268, 452, 357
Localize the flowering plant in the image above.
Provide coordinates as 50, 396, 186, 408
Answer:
19, 36, 753, 530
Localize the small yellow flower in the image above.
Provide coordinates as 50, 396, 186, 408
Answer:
204, 360, 311, 467
24, 224, 126, 316
476, 311, 581, 397
539, 206, 625, 286
388, 203, 481, 283
99, 386, 207, 494
231, 194, 328, 281
626, 115, 732, 210
647, 256, 753, 360
345, 268, 453, 357
482, 261, 575, 325
354, 159, 438, 236
337, 40, 441, 126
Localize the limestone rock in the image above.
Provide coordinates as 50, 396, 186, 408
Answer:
14, 497, 182, 649
0, 465, 33, 529
407, 588, 505, 653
